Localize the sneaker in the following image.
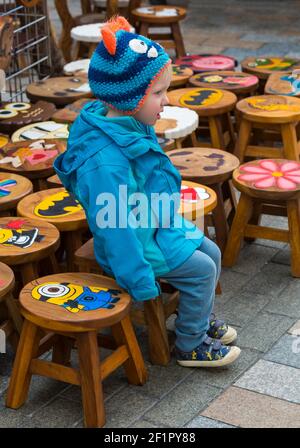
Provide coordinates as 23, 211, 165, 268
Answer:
207, 313, 237, 345
175, 336, 241, 367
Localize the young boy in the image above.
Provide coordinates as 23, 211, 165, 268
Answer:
54, 16, 241, 367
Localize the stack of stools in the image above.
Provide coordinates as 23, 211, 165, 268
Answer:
235, 95, 300, 162
0, 173, 32, 216
223, 159, 300, 277
6, 273, 147, 428
16, 188, 88, 271
168, 87, 237, 151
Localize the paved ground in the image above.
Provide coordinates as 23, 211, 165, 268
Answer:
0, 0, 299, 428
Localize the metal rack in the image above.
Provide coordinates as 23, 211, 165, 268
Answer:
0, 0, 52, 102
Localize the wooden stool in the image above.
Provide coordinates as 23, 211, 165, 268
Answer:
168, 147, 240, 253
6, 272, 147, 428
17, 188, 88, 271
157, 136, 176, 152
170, 64, 193, 89
0, 173, 33, 216
0, 217, 60, 286
11, 122, 69, 143
52, 98, 96, 124
131, 5, 187, 58
223, 159, 300, 277
189, 71, 259, 100
176, 54, 237, 73
154, 106, 199, 148
63, 59, 90, 76
0, 139, 66, 191
235, 95, 300, 162
46, 174, 62, 189
0, 262, 22, 348
265, 70, 300, 97
168, 87, 237, 150
241, 56, 300, 93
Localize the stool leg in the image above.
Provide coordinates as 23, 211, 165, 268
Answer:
4, 292, 23, 335
222, 193, 254, 266
209, 116, 225, 149
6, 320, 40, 408
170, 22, 186, 57
76, 331, 105, 428
21, 262, 38, 285
281, 123, 299, 161
111, 314, 147, 385
287, 199, 300, 277
139, 22, 149, 37
52, 335, 73, 366
234, 119, 252, 162
65, 231, 83, 271
143, 297, 170, 365
211, 183, 229, 254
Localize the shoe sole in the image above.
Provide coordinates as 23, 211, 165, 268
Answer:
177, 346, 241, 368
220, 327, 237, 345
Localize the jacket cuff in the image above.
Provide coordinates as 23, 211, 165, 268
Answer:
129, 281, 161, 302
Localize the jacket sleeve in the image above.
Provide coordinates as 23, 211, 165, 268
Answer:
76, 162, 161, 302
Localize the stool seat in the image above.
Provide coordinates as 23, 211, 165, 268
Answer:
176, 54, 237, 73
171, 64, 193, 88
52, 98, 96, 124
154, 105, 198, 142
236, 95, 300, 123
179, 180, 217, 221
132, 5, 186, 24
0, 261, 22, 345
265, 71, 300, 97
71, 22, 135, 43
11, 122, 69, 143
0, 261, 14, 299
46, 174, 62, 188
241, 56, 300, 80
63, 59, 90, 76
189, 71, 259, 97
0, 173, 33, 213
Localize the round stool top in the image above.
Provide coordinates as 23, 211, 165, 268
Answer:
46, 174, 62, 188
154, 106, 198, 139
71, 23, 135, 43
63, 59, 90, 76
52, 98, 96, 124
0, 216, 60, 265
11, 122, 69, 142
241, 56, 300, 79
233, 159, 300, 201
189, 71, 259, 95
168, 147, 240, 184
0, 261, 15, 299
0, 173, 33, 211
179, 180, 217, 219
265, 71, 300, 97
171, 64, 194, 88
157, 136, 175, 152
0, 134, 9, 148
176, 54, 237, 73
168, 87, 237, 116
132, 6, 186, 23
94, 0, 129, 6
0, 139, 66, 178
26, 77, 92, 106
17, 188, 87, 232
0, 101, 56, 135
236, 95, 300, 123
20, 272, 131, 331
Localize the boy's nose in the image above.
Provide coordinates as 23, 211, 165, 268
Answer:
162, 93, 169, 106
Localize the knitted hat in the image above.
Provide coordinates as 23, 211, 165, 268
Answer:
88, 16, 171, 114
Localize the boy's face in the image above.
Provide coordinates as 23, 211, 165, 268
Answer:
133, 64, 172, 126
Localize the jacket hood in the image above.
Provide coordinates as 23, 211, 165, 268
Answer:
54, 100, 162, 191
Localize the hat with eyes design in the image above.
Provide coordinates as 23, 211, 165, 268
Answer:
88, 16, 171, 113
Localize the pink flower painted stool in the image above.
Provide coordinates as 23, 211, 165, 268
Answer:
223, 159, 300, 277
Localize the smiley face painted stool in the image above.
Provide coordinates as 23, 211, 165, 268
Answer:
170, 64, 193, 88
176, 54, 237, 73
0, 173, 33, 216
189, 71, 259, 100
241, 56, 300, 93
0, 217, 60, 286
0, 101, 56, 135
52, 98, 96, 124
131, 6, 187, 58
17, 188, 88, 271
154, 106, 199, 148
6, 272, 147, 428
169, 148, 240, 253
223, 159, 300, 277
11, 121, 69, 143
0, 139, 66, 191
235, 95, 300, 162
265, 70, 300, 97
26, 77, 92, 106
168, 87, 237, 151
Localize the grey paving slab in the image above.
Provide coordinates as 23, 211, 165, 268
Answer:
144, 374, 222, 427
0, 405, 40, 428
235, 359, 300, 404
259, 42, 300, 55
130, 419, 162, 428
263, 334, 300, 369
26, 397, 83, 428
288, 321, 300, 336
236, 312, 295, 352
240, 33, 300, 43
222, 244, 278, 276
185, 415, 235, 428
217, 268, 252, 302
271, 245, 291, 266
265, 281, 300, 318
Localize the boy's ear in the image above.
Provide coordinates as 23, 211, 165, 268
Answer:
101, 26, 117, 55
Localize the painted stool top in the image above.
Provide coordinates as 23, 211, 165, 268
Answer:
0, 101, 56, 135
71, 23, 135, 43
189, 71, 258, 95
132, 6, 186, 23
241, 56, 300, 79
171, 64, 194, 88
0, 172, 32, 211
154, 106, 198, 139
26, 77, 92, 106
168, 147, 240, 184
265, 70, 300, 97
52, 98, 96, 124
12, 122, 69, 143
179, 180, 217, 220
236, 95, 300, 122
63, 59, 90, 76
0, 261, 14, 298
176, 54, 237, 73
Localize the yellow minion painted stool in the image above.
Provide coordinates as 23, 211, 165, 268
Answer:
6, 272, 147, 428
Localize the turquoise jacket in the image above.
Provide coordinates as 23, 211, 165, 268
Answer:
54, 101, 204, 301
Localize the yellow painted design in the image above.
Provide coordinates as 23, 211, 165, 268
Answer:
202, 75, 223, 83
248, 57, 296, 71
0, 136, 9, 148
247, 97, 300, 112
179, 88, 223, 108
0, 228, 14, 244
14, 147, 33, 160
272, 171, 283, 177
192, 350, 197, 360
205, 351, 213, 361
34, 190, 82, 218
